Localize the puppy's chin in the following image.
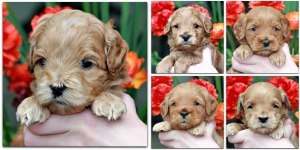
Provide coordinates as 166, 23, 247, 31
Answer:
176, 43, 199, 51
253, 47, 278, 56
172, 120, 194, 130
47, 101, 88, 115
251, 126, 276, 134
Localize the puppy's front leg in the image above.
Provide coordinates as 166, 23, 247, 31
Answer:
91, 91, 126, 121
156, 55, 176, 73
16, 96, 50, 126
174, 58, 191, 73
226, 123, 247, 136
269, 48, 286, 67
188, 121, 206, 136
235, 45, 253, 59
153, 121, 172, 132
269, 121, 284, 140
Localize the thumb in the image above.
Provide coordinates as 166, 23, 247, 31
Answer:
283, 119, 294, 139
202, 47, 213, 64
205, 121, 216, 136
282, 43, 291, 57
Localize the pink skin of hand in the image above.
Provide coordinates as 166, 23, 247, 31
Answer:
170, 47, 219, 73
228, 119, 295, 148
232, 43, 298, 73
158, 122, 220, 148
23, 94, 147, 146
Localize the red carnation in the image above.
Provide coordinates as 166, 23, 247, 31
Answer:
189, 79, 218, 99
227, 76, 253, 87
269, 77, 298, 110
151, 76, 173, 87
3, 2, 8, 18
249, 1, 285, 12
285, 12, 299, 30
152, 1, 175, 16
226, 1, 245, 26
151, 9, 174, 36
152, 84, 173, 116
210, 23, 224, 46
188, 4, 211, 20
226, 82, 249, 120
215, 102, 224, 137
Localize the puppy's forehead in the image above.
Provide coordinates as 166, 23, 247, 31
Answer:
169, 82, 204, 103
172, 7, 202, 22
243, 82, 281, 103
247, 6, 283, 21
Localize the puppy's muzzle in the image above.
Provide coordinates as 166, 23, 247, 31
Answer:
258, 117, 269, 123
262, 39, 271, 47
181, 34, 191, 42
180, 111, 189, 118
50, 85, 67, 97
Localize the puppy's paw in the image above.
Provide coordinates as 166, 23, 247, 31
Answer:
92, 93, 126, 121
16, 97, 50, 126
188, 122, 206, 136
153, 121, 172, 132
269, 124, 285, 140
236, 45, 253, 59
174, 62, 189, 73
156, 63, 171, 73
269, 52, 286, 67
226, 123, 241, 136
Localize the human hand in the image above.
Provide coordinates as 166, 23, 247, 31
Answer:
232, 43, 298, 73
158, 122, 220, 148
24, 94, 147, 146
228, 119, 295, 148
170, 47, 218, 73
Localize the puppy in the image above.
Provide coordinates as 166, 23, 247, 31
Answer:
227, 82, 298, 148
153, 82, 224, 148
11, 10, 130, 146
156, 7, 223, 73
234, 6, 289, 67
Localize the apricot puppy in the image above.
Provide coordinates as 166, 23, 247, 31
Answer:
234, 6, 289, 67
153, 82, 223, 148
227, 82, 298, 148
156, 7, 223, 73
11, 10, 130, 146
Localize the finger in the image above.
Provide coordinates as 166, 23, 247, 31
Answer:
205, 121, 216, 136
159, 130, 185, 141
170, 67, 174, 73
231, 57, 253, 73
281, 43, 291, 57
283, 119, 294, 139
233, 50, 262, 65
227, 129, 250, 144
202, 47, 212, 63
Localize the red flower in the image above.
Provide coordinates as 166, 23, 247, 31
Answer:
226, 1, 245, 26
210, 23, 224, 46
292, 55, 298, 66
3, 20, 21, 74
3, 2, 8, 18
226, 83, 249, 120
269, 77, 298, 110
30, 6, 72, 35
295, 122, 299, 137
6, 64, 34, 107
249, 1, 285, 12
152, 83, 173, 116
226, 76, 253, 87
152, 1, 175, 16
285, 12, 299, 30
189, 79, 218, 99
151, 9, 174, 36
123, 51, 146, 89
188, 5, 211, 20
151, 76, 173, 87
215, 102, 224, 136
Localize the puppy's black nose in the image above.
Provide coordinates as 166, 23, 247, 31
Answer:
258, 117, 268, 123
180, 111, 189, 118
262, 40, 270, 47
181, 34, 190, 41
50, 85, 67, 97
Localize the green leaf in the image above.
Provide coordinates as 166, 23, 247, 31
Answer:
83, 2, 91, 13
100, 2, 109, 23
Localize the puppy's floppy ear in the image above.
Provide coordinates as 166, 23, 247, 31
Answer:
280, 16, 290, 41
235, 93, 244, 115
28, 14, 53, 74
160, 94, 170, 120
201, 14, 213, 35
233, 13, 247, 44
278, 87, 292, 111
105, 19, 128, 76
204, 90, 218, 120
163, 15, 173, 35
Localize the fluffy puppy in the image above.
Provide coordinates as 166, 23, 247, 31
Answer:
234, 6, 289, 67
11, 10, 130, 146
227, 82, 298, 148
156, 7, 223, 73
153, 82, 223, 148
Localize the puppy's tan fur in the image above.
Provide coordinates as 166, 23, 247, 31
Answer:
153, 82, 224, 148
234, 6, 289, 67
227, 82, 298, 148
156, 7, 223, 73
11, 10, 130, 146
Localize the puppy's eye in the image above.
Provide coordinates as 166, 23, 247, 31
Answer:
80, 60, 93, 69
38, 58, 46, 67
194, 101, 200, 106
247, 104, 253, 109
272, 104, 279, 108
171, 102, 176, 106
194, 24, 199, 28
174, 24, 179, 28
274, 27, 279, 32
251, 27, 257, 32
